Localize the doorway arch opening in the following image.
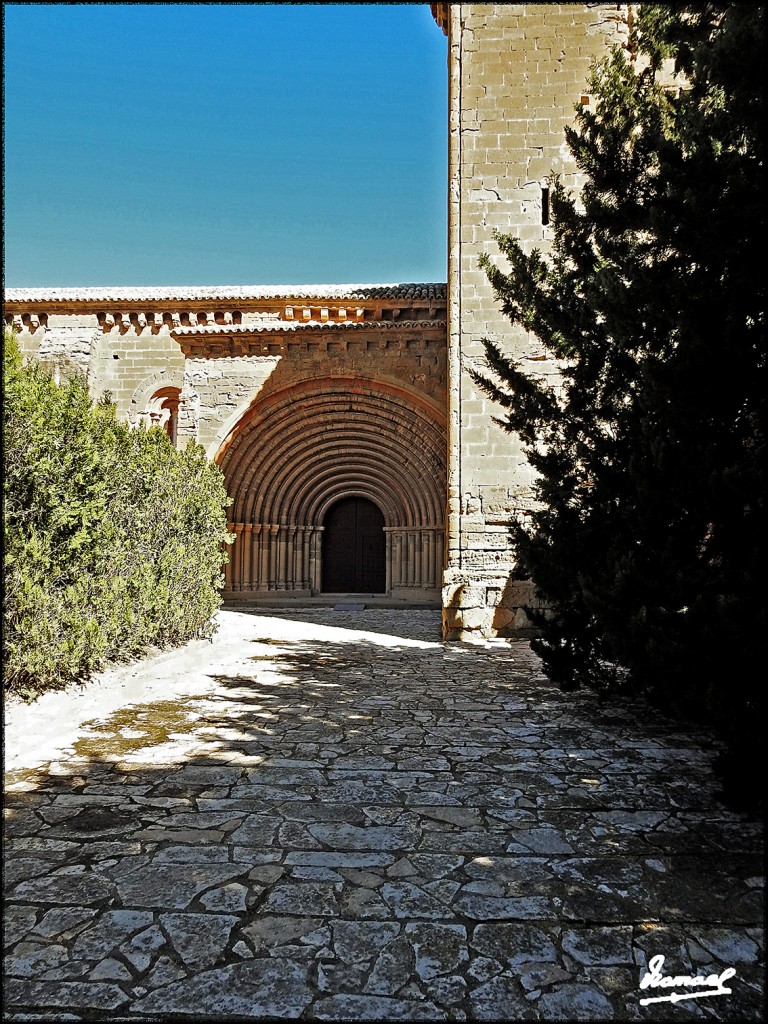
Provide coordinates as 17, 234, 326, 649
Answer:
322, 497, 386, 594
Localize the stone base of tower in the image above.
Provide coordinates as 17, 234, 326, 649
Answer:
441, 568, 545, 641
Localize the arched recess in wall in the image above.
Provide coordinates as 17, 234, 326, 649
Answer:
145, 386, 181, 444
216, 376, 446, 598
129, 370, 185, 444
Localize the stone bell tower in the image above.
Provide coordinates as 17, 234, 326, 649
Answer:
432, 3, 631, 639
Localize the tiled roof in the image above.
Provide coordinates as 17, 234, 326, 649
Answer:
171, 319, 447, 336
4, 283, 446, 303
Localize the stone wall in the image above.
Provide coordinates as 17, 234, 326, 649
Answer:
440, 3, 631, 639
4, 285, 447, 603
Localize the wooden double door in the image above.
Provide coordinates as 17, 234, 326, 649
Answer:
322, 497, 386, 593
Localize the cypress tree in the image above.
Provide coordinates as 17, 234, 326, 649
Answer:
475, 4, 765, 809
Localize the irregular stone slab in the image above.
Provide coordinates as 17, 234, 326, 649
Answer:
562, 926, 633, 966
159, 913, 238, 969
471, 923, 559, 966
149, 811, 243, 830
455, 893, 551, 920
309, 823, 420, 850
120, 923, 167, 971
115, 863, 246, 909
291, 865, 343, 882
9, 872, 115, 906
365, 934, 413, 995
464, 856, 555, 896
4, 808, 47, 837
318, 961, 370, 995
72, 909, 153, 959
153, 845, 231, 864
200, 882, 248, 912
314, 994, 446, 1020
381, 881, 455, 920
536, 982, 615, 1019
284, 851, 394, 869
339, 886, 392, 918
519, 961, 573, 991
31, 907, 97, 941
228, 815, 281, 845
89, 957, 132, 981
248, 863, 285, 885
3, 905, 39, 946
510, 827, 576, 855
166, 765, 243, 786
244, 766, 325, 787
47, 809, 137, 838
469, 975, 539, 1021
242, 915, 325, 951
141, 954, 187, 990
418, 807, 484, 828
39, 960, 91, 982
133, 958, 311, 1017
4, 837, 78, 858
409, 854, 465, 878
406, 922, 468, 979
5, 978, 129, 1012
6, 944, 70, 978
4, 857, 58, 888
430, 976, 470, 1008
332, 921, 401, 964
261, 882, 340, 917
689, 927, 762, 964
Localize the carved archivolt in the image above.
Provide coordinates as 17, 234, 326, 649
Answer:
218, 377, 446, 595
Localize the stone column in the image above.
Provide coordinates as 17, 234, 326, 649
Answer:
269, 525, 279, 589
232, 524, 244, 590
252, 524, 263, 590
224, 523, 237, 590
242, 524, 253, 593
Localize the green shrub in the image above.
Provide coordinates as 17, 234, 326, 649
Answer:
3, 328, 232, 698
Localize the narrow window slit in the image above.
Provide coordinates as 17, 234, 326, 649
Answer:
541, 186, 550, 226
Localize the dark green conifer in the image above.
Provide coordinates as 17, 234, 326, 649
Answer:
476, 4, 765, 809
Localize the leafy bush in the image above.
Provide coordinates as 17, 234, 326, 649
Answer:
3, 329, 232, 697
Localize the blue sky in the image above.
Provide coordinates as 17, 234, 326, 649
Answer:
4, 3, 448, 286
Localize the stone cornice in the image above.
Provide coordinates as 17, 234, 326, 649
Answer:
171, 319, 447, 337
175, 319, 447, 357
4, 283, 447, 335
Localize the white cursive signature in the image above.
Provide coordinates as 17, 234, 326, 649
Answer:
639, 954, 736, 1006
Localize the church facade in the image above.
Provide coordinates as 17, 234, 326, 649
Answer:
4, 4, 631, 639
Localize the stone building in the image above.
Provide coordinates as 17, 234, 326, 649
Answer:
431, 3, 630, 638
4, 4, 631, 639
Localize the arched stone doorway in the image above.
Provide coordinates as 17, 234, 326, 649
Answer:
322, 497, 386, 594
217, 376, 446, 601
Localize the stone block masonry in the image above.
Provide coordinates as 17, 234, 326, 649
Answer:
439, 3, 631, 639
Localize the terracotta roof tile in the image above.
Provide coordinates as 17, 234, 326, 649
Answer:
4, 283, 446, 304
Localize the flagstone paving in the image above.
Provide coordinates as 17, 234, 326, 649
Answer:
4, 608, 764, 1021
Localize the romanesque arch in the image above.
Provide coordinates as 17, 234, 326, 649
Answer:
217, 376, 446, 598
129, 369, 185, 433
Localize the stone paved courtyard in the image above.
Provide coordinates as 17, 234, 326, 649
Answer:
4, 608, 764, 1021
